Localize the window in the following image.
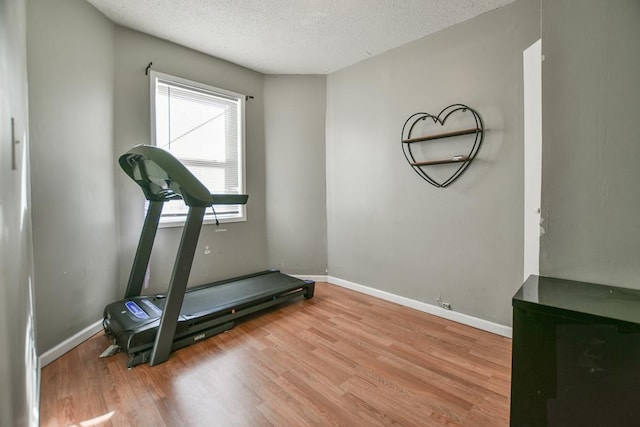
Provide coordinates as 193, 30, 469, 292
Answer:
150, 71, 246, 225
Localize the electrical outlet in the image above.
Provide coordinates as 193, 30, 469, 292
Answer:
436, 297, 452, 310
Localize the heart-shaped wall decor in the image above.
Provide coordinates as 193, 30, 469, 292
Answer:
401, 104, 484, 188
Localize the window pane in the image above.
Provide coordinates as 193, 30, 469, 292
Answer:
156, 82, 238, 163
151, 72, 245, 224
184, 164, 225, 192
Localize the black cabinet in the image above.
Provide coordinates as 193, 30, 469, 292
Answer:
511, 275, 640, 426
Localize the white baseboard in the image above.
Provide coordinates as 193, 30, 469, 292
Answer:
326, 275, 512, 338
39, 319, 103, 367
39, 274, 512, 367
292, 274, 328, 283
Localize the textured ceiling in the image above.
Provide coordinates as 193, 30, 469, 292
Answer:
86, 0, 515, 74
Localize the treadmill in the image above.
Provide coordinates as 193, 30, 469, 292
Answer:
102, 145, 315, 367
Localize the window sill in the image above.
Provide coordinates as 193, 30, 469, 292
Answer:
158, 216, 247, 228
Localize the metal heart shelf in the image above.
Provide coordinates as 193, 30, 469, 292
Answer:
401, 104, 484, 188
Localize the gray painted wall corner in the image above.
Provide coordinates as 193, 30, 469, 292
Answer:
27, 0, 119, 354
264, 75, 328, 275
113, 27, 270, 294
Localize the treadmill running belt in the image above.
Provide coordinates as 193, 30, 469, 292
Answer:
179, 271, 307, 318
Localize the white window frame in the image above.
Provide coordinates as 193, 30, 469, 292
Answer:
149, 70, 247, 227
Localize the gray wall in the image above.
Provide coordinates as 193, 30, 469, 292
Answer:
325, 0, 539, 326
27, 0, 118, 353
114, 27, 269, 294
0, 0, 37, 424
264, 75, 328, 275
540, 0, 640, 286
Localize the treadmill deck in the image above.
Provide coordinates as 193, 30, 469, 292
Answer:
103, 270, 314, 367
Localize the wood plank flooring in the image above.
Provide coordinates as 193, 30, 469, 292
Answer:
40, 282, 511, 426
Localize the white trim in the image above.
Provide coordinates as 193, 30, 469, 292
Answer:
148, 69, 247, 225
38, 319, 103, 367
291, 274, 328, 283
523, 39, 542, 282
325, 275, 512, 338
159, 215, 246, 228
149, 70, 246, 102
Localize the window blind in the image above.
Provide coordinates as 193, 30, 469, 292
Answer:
150, 71, 245, 224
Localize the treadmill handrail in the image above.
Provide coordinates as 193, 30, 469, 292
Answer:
119, 145, 248, 207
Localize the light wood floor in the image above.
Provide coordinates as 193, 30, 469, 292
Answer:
40, 282, 512, 426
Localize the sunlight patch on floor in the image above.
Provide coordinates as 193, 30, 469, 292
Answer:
71, 410, 115, 427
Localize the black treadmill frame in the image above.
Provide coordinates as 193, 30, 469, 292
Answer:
114, 271, 314, 367
150, 204, 206, 365
107, 145, 314, 367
